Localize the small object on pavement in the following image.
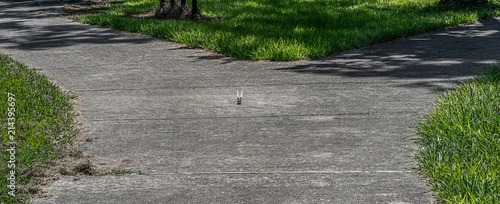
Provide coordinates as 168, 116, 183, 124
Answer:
237, 91, 243, 105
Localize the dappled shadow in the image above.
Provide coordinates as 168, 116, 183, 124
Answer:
1, 0, 499, 93
0, 0, 152, 50
274, 17, 500, 90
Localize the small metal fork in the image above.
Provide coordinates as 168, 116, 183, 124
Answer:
237, 91, 243, 105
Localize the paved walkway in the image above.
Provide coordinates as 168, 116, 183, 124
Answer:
2, 0, 499, 203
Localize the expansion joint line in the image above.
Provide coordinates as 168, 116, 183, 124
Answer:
148, 170, 416, 175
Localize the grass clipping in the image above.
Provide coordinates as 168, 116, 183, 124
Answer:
62, 0, 114, 16
0, 53, 138, 203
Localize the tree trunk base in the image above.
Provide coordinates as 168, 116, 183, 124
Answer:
155, 4, 207, 20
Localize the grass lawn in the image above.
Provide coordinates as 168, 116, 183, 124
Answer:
0, 53, 77, 203
415, 65, 500, 203
78, 0, 500, 60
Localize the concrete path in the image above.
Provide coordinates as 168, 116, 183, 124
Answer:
2, 0, 499, 203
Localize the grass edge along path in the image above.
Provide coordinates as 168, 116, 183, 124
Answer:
0, 52, 78, 204
415, 65, 500, 204
77, 0, 500, 61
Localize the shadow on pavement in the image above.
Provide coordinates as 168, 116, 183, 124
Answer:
0, 0, 152, 50
273, 17, 500, 90
2, 0, 499, 92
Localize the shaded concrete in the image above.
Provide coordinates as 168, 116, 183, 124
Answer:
1, 0, 499, 203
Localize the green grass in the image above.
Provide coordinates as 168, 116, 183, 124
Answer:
78, 0, 500, 60
0, 53, 77, 203
415, 65, 500, 203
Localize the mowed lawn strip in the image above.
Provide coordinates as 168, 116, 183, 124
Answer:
415, 65, 500, 203
78, 0, 500, 60
0, 53, 77, 204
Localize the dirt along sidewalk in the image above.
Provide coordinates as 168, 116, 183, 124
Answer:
1, 0, 499, 203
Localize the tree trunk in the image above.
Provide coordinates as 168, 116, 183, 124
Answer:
192, 0, 198, 15
157, 0, 204, 20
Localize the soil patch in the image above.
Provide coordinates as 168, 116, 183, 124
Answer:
134, 5, 223, 21
61, 0, 120, 16
25, 86, 138, 202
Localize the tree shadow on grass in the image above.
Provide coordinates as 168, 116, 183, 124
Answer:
165, 0, 500, 61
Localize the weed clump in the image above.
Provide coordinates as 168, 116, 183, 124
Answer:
415, 65, 500, 203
